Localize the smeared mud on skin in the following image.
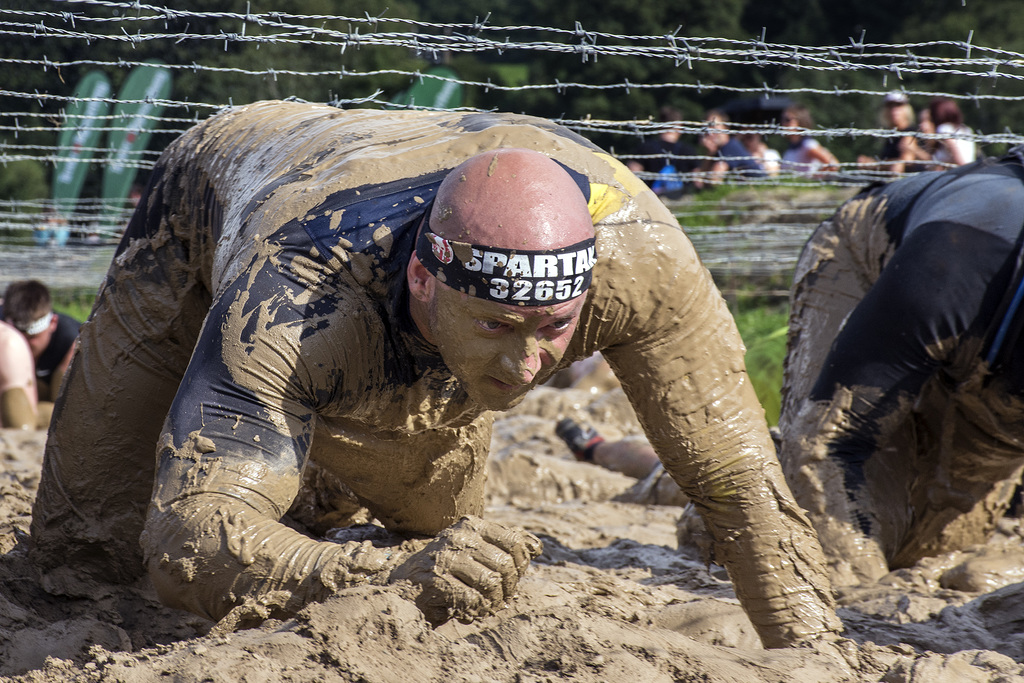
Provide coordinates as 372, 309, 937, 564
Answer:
31, 101, 838, 646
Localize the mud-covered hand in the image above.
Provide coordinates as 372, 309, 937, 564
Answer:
388, 515, 542, 625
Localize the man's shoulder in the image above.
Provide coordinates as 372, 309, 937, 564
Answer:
0, 320, 32, 365
0, 320, 23, 346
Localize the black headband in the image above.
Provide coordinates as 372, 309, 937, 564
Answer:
416, 229, 597, 306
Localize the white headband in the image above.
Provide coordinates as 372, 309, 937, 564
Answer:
17, 311, 53, 336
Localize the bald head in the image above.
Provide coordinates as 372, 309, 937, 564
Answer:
429, 148, 594, 249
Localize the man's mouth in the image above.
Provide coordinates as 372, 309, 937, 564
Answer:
488, 376, 530, 392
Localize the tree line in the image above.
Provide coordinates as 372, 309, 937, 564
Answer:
2, 0, 1023, 201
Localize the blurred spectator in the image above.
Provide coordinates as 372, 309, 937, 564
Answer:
928, 97, 976, 168
625, 105, 699, 199
857, 91, 926, 176
779, 105, 840, 179
695, 109, 765, 188
915, 107, 938, 161
739, 132, 780, 177
1, 280, 81, 404
34, 207, 70, 248
0, 319, 40, 429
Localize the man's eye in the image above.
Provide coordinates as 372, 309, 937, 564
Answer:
477, 320, 505, 332
548, 318, 573, 331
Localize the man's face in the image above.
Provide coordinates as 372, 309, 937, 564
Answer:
700, 118, 729, 152
24, 327, 52, 359
428, 284, 585, 411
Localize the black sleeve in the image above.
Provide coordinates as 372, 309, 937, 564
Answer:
158, 265, 319, 500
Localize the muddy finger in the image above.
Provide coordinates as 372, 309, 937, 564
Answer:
447, 554, 505, 608
473, 520, 543, 571
468, 541, 522, 598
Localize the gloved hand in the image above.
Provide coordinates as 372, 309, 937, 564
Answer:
388, 515, 542, 625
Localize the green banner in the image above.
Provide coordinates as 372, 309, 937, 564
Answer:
52, 70, 112, 216
101, 61, 173, 222
391, 65, 463, 109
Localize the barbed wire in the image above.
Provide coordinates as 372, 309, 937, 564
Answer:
1, 1, 1021, 291
3, 24, 1023, 81
6, 58, 1024, 110
5, 3, 1020, 64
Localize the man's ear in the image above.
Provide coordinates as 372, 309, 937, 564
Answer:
49, 313, 59, 333
407, 254, 434, 303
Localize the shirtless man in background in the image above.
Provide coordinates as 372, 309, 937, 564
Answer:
31, 100, 840, 648
0, 319, 39, 429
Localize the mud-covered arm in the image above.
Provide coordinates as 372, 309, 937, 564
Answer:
141, 267, 539, 624
145, 416, 537, 627
139, 268, 397, 621
583, 211, 840, 648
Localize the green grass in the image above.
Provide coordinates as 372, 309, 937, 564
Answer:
51, 288, 98, 323
732, 301, 789, 426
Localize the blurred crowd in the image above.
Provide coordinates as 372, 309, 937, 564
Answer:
623, 92, 977, 198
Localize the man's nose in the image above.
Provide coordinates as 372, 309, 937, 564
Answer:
500, 337, 543, 384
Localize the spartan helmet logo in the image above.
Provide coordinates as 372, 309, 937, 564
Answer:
428, 233, 454, 264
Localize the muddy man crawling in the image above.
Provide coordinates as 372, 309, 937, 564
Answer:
30, 101, 840, 647
779, 148, 1024, 586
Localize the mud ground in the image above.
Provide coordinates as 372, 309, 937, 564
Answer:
2, 386, 1024, 682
